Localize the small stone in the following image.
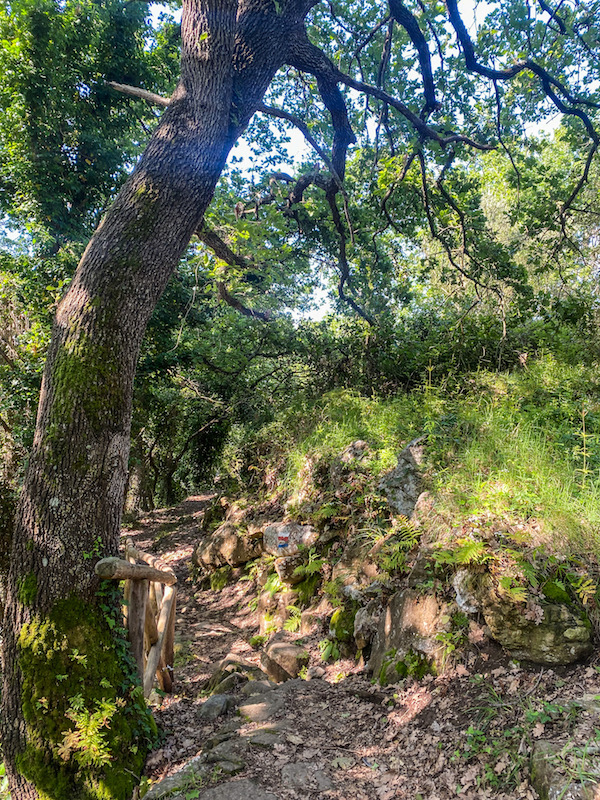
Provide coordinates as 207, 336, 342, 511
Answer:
306, 666, 325, 680
199, 694, 236, 720
204, 737, 248, 766
261, 638, 309, 682
273, 554, 305, 585
143, 756, 208, 799
238, 691, 285, 723
197, 778, 279, 800
241, 680, 275, 696
212, 672, 248, 695
246, 730, 283, 748
148, 689, 163, 707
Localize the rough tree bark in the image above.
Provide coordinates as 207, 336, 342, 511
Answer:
1, 0, 314, 796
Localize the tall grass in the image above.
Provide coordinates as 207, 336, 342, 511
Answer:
220, 355, 600, 555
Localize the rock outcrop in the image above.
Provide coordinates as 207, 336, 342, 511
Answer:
378, 436, 426, 518
368, 589, 453, 683
263, 522, 318, 556
477, 574, 592, 665
193, 521, 261, 569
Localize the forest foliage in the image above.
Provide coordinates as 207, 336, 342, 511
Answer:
0, 0, 599, 516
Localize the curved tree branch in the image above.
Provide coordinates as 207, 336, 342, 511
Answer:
445, 0, 600, 125
196, 225, 272, 321
388, 0, 439, 114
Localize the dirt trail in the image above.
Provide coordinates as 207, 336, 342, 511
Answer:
124, 498, 600, 800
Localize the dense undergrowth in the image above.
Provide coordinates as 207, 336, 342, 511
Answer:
205, 352, 600, 687
221, 353, 600, 558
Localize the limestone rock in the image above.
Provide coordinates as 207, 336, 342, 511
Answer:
263, 522, 318, 556
204, 736, 248, 767
143, 757, 209, 799
305, 665, 326, 679
300, 596, 334, 634
211, 671, 248, 695
197, 779, 280, 800
329, 607, 357, 643
260, 637, 309, 682
368, 589, 452, 684
531, 740, 599, 800
240, 680, 275, 697
378, 436, 425, 518
198, 694, 237, 720
452, 569, 481, 614
478, 575, 592, 665
354, 599, 382, 650
238, 691, 286, 722
245, 729, 284, 748
205, 654, 267, 693
194, 521, 261, 569
273, 553, 305, 585
331, 539, 380, 587
258, 590, 299, 635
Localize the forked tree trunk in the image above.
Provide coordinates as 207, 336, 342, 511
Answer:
0, 0, 309, 795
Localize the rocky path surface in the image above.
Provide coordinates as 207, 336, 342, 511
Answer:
124, 498, 600, 800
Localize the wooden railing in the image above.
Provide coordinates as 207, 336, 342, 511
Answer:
95, 538, 177, 698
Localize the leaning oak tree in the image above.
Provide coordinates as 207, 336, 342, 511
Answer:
2, 0, 599, 796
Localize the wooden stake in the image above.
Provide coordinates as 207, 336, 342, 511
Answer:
143, 584, 176, 697
128, 579, 148, 680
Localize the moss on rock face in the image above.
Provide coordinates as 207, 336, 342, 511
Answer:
329, 606, 357, 643
17, 593, 156, 799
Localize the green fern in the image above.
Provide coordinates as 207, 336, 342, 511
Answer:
434, 539, 491, 566
283, 605, 302, 632
498, 576, 528, 603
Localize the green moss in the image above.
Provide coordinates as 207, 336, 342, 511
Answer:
542, 580, 572, 604
17, 594, 156, 799
296, 573, 321, 606
329, 606, 356, 643
50, 335, 124, 434
17, 572, 37, 605
378, 647, 434, 685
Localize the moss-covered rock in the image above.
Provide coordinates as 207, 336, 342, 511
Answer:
17, 591, 156, 799
329, 607, 357, 643
369, 589, 452, 684
478, 575, 593, 666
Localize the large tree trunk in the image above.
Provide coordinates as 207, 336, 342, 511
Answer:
0, 0, 309, 795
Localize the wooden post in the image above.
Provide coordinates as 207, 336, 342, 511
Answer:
143, 584, 176, 697
159, 587, 177, 693
95, 542, 177, 697
144, 597, 159, 646
95, 557, 177, 585
128, 579, 148, 681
